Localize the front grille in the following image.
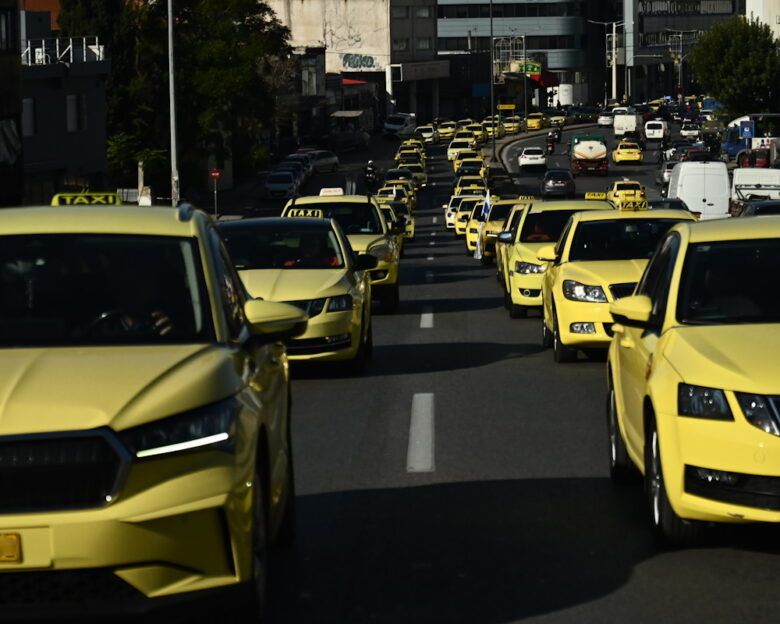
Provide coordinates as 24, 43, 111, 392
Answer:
0, 568, 142, 606
684, 465, 780, 511
0, 433, 123, 513
287, 335, 352, 355
609, 282, 637, 301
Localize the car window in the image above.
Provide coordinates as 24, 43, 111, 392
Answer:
568, 219, 685, 262
209, 229, 246, 340
521, 210, 579, 244
0, 233, 214, 346
636, 232, 680, 324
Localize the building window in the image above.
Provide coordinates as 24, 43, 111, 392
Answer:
417, 37, 432, 50
415, 6, 432, 18
0, 9, 14, 52
66, 94, 87, 132
391, 6, 409, 18
22, 99, 35, 138
392, 38, 409, 51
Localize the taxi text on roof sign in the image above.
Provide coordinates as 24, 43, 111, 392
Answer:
585, 192, 607, 200
618, 200, 649, 211
319, 187, 344, 196
51, 192, 123, 206
286, 208, 325, 218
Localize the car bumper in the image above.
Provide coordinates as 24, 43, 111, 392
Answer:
287, 309, 360, 361
658, 411, 780, 523
614, 155, 643, 163
509, 272, 544, 306
542, 186, 572, 197
0, 450, 256, 613
445, 211, 456, 228
556, 300, 613, 348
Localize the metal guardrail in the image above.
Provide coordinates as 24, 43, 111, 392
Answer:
21, 37, 104, 66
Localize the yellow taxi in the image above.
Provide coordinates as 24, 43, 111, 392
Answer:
395, 147, 426, 166
503, 116, 524, 134
0, 204, 307, 618
526, 112, 550, 130
494, 203, 529, 286
466, 123, 487, 144
453, 175, 486, 195
482, 119, 506, 139
401, 138, 427, 156
455, 158, 488, 182
454, 196, 483, 237
453, 149, 482, 172
397, 161, 428, 190
282, 192, 403, 312
612, 142, 644, 164
604, 180, 647, 210
454, 182, 488, 198
447, 139, 477, 161
467, 198, 529, 263
539, 207, 696, 362
606, 217, 780, 545
457, 118, 474, 128
498, 200, 613, 318
384, 179, 418, 211
386, 199, 415, 240
50, 191, 123, 206
219, 218, 376, 371
438, 121, 457, 140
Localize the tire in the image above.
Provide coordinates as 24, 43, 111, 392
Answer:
345, 321, 371, 376
552, 307, 577, 363
645, 417, 703, 547
275, 405, 297, 547
503, 289, 511, 310
243, 458, 270, 619
607, 385, 636, 484
480, 254, 492, 266
541, 312, 553, 348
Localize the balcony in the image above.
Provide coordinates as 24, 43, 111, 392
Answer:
21, 37, 104, 66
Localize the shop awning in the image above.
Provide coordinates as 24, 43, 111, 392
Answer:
330, 110, 364, 118
342, 78, 368, 85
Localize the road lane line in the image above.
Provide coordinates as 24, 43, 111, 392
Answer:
420, 306, 434, 328
429, 241, 435, 246
425, 271, 434, 283
431, 232, 436, 237
432, 216, 438, 224
407, 393, 435, 473
427, 255, 434, 261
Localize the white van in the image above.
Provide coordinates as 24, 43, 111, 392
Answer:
644, 120, 670, 142
383, 113, 416, 138
613, 113, 643, 137
667, 161, 730, 220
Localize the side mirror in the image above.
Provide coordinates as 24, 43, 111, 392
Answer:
459, 215, 469, 222
391, 221, 406, 234
609, 295, 654, 329
486, 231, 499, 239
497, 231, 513, 244
244, 300, 308, 343
537, 245, 558, 262
354, 253, 379, 271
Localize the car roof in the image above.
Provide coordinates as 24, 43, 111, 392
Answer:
284, 194, 377, 206
575, 209, 695, 223
0, 205, 206, 237
528, 200, 612, 214
680, 215, 780, 243
218, 217, 333, 231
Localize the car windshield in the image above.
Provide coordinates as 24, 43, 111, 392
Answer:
678, 239, 780, 324
488, 204, 513, 221
291, 202, 383, 235
451, 141, 471, 149
568, 219, 683, 261
0, 234, 213, 346
458, 198, 481, 213
649, 199, 688, 210
519, 210, 579, 243
417, 126, 432, 132
386, 116, 406, 125
220, 222, 344, 271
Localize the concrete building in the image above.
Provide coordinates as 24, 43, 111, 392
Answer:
19, 10, 110, 203
0, 0, 22, 207
745, 0, 780, 39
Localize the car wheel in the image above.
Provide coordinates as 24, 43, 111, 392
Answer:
607, 384, 636, 484
503, 289, 511, 310
243, 458, 270, 619
552, 307, 577, 363
276, 403, 297, 547
541, 311, 553, 348
645, 416, 703, 547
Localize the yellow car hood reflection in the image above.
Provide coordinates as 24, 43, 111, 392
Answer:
0, 345, 240, 436
240, 269, 349, 301
664, 325, 780, 391
562, 259, 649, 290
344, 234, 385, 254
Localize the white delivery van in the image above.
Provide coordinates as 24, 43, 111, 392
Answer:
667, 161, 730, 220
730, 168, 780, 215
613, 113, 643, 137
644, 120, 670, 142
383, 113, 416, 138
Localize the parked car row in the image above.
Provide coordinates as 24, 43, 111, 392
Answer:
263, 148, 340, 199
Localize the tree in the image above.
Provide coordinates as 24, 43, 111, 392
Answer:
690, 16, 780, 120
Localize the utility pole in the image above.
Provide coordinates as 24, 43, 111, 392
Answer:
167, 0, 180, 207
589, 20, 624, 105
489, 0, 496, 161
522, 34, 528, 124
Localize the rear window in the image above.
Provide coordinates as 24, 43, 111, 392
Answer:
524, 148, 543, 155
267, 173, 293, 183
646, 123, 662, 130
287, 202, 383, 235
615, 183, 641, 191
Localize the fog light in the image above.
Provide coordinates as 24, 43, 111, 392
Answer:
693, 467, 739, 486
570, 322, 596, 334
326, 334, 350, 344
522, 289, 531, 297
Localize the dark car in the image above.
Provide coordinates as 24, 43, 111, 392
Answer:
648, 198, 690, 211
540, 169, 576, 199
622, 130, 646, 150
683, 149, 714, 162
741, 200, 780, 216
655, 161, 677, 187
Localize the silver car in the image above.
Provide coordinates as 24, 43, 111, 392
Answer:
263, 171, 299, 199
309, 150, 340, 173
655, 162, 677, 187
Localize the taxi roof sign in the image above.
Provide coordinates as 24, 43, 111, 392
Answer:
286, 208, 325, 218
617, 200, 649, 211
319, 187, 344, 196
585, 192, 607, 200
51, 192, 123, 206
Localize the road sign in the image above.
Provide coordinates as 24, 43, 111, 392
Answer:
210, 169, 221, 180
739, 121, 755, 139
497, 104, 516, 111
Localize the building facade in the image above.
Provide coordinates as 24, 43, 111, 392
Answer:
745, 0, 780, 40
0, 0, 22, 207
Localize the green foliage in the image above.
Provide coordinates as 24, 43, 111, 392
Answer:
58, 0, 290, 190
690, 16, 780, 119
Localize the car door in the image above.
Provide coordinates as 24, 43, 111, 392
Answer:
542, 218, 573, 326
613, 232, 680, 457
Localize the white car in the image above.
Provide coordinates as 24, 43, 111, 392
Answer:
518, 146, 547, 170
416, 125, 440, 144
443, 195, 466, 229
263, 171, 299, 199
309, 150, 340, 173
680, 123, 701, 140
597, 112, 614, 127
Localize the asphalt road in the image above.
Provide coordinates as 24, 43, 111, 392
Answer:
267, 132, 780, 624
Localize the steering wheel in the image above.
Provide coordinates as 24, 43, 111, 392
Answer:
85, 309, 157, 336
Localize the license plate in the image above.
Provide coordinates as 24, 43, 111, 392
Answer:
0, 533, 21, 563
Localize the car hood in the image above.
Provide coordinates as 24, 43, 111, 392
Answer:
664, 325, 780, 393
346, 233, 387, 254
0, 345, 242, 436
561, 259, 648, 290
239, 268, 349, 301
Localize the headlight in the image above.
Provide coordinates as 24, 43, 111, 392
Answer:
287, 298, 326, 317
328, 294, 353, 312
562, 280, 607, 303
469, 228, 479, 234
678, 384, 733, 420
736, 392, 780, 436
120, 398, 239, 459
367, 244, 393, 262
515, 261, 545, 274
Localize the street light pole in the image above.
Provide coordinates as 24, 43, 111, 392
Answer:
489, 0, 496, 161
167, 0, 180, 207
589, 20, 624, 105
